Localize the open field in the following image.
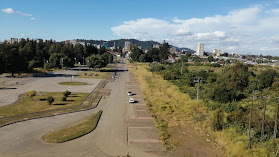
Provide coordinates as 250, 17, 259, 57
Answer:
0, 92, 88, 118
42, 111, 102, 143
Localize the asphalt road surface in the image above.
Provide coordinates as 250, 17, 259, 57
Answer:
0, 60, 161, 157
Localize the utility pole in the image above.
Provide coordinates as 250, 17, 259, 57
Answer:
261, 95, 268, 142
248, 95, 256, 148
194, 77, 202, 100
275, 97, 279, 138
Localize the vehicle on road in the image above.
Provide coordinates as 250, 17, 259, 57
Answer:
127, 91, 133, 96
129, 98, 135, 103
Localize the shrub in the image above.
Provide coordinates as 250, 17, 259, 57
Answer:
211, 109, 224, 131
47, 96, 54, 105
61, 96, 67, 101
26, 90, 36, 100
63, 91, 71, 97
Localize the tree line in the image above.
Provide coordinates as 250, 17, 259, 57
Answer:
0, 39, 113, 75
129, 42, 171, 63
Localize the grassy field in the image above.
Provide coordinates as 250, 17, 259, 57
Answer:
58, 81, 88, 85
0, 92, 88, 118
128, 63, 277, 156
42, 111, 102, 143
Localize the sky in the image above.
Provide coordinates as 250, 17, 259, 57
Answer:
1, 0, 279, 56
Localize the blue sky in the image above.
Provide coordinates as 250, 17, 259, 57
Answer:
1, 0, 279, 55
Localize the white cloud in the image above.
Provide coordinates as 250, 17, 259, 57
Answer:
16, 11, 32, 17
1, 8, 35, 20
1, 8, 14, 14
111, 5, 279, 55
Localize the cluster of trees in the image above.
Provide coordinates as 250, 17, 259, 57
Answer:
0, 39, 112, 75
149, 61, 279, 145
130, 43, 171, 63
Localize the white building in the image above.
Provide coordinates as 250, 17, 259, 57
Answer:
70, 40, 77, 45
196, 43, 204, 56
124, 41, 131, 52
213, 49, 222, 56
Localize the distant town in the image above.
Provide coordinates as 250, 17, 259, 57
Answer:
4, 37, 279, 67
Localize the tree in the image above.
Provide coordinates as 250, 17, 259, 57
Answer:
139, 54, 147, 62
130, 47, 144, 61
146, 48, 160, 62
159, 43, 170, 62
212, 109, 224, 131
223, 52, 229, 57
0, 52, 4, 74
47, 96, 54, 105
208, 56, 214, 62
63, 90, 71, 97
26, 90, 36, 100
257, 69, 277, 90
48, 53, 65, 69
86, 54, 107, 71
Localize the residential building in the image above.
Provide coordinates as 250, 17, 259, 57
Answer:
169, 47, 177, 54
196, 43, 204, 56
213, 49, 222, 56
124, 41, 131, 52
153, 44, 160, 49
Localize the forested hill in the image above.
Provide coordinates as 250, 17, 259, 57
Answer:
76, 39, 194, 52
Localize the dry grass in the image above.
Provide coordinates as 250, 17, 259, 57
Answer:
42, 111, 102, 143
0, 92, 88, 118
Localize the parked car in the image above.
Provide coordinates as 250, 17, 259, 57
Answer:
127, 91, 133, 96
129, 98, 135, 103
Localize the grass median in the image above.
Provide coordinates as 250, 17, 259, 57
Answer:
0, 92, 88, 118
42, 111, 102, 143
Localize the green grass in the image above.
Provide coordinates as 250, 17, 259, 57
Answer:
58, 81, 88, 85
0, 92, 88, 118
42, 111, 102, 143
77, 71, 107, 79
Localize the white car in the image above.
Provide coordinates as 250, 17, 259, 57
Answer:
129, 98, 135, 103
127, 91, 133, 96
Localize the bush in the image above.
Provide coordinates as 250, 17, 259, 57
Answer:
63, 91, 71, 97
47, 96, 54, 105
211, 109, 224, 131
26, 90, 36, 100
61, 96, 67, 101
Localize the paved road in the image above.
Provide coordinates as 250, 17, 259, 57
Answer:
0, 60, 161, 157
